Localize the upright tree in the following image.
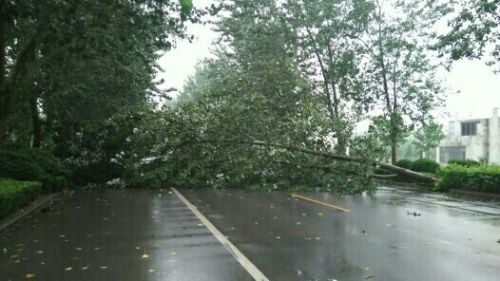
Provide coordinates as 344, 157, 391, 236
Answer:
413, 120, 445, 159
361, 0, 445, 163
0, 0, 195, 149
282, 0, 373, 154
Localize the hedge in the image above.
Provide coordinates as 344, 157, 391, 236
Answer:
0, 178, 42, 218
411, 158, 440, 174
395, 159, 414, 170
0, 151, 48, 181
17, 148, 72, 179
447, 159, 480, 167
437, 164, 500, 192
396, 158, 440, 174
0, 150, 69, 193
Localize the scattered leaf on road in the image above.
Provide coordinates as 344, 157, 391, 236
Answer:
65, 266, 72, 271
318, 212, 324, 217
25, 273, 35, 279
100, 266, 108, 270
171, 251, 178, 256
141, 253, 149, 259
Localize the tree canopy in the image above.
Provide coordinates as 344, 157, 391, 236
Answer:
2, 0, 483, 191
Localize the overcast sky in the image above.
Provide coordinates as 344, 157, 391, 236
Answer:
157, 3, 500, 122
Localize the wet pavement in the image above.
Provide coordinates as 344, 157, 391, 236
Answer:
1, 187, 500, 281
0, 190, 251, 281
183, 187, 500, 281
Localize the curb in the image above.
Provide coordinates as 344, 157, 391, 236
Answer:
0, 193, 60, 232
448, 189, 500, 200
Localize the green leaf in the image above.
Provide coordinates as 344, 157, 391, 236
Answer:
180, 0, 193, 14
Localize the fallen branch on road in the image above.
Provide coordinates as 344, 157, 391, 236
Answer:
170, 138, 438, 183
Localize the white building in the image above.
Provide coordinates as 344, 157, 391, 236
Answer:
437, 108, 500, 164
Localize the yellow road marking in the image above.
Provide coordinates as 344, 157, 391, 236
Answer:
290, 193, 350, 213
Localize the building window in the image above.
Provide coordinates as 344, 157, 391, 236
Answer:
440, 146, 466, 163
461, 121, 478, 136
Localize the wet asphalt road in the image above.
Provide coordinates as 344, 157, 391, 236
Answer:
183, 187, 500, 281
0, 190, 251, 281
0, 187, 500, 281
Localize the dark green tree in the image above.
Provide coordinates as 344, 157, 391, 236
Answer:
0, 0, 195, 149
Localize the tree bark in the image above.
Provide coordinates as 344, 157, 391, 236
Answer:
251, 140, 436, 182
0, 20, 40, 148
0, 13, 6, 149
390, 135, 398, 164
30, 90, 42, 148
174, 139, 438, 183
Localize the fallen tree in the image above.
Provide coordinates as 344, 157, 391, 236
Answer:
172, 138, 438, 183
248, 140, 438, 183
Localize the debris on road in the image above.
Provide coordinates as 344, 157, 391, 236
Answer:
407, 211, 421, 216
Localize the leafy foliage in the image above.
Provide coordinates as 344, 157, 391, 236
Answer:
0, 179, 42, 218
411, 158, 440, 174
436, 0, 500, 70
0, 0, 458, 192
0, 150, 68, 192
412, 121, 445, 157
361, 0, 446, 163
447, 159, 480, 167
437, 164, 500, 192
395, 159, 414, 170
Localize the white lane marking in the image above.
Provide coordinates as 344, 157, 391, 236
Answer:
172, 188, 269, 281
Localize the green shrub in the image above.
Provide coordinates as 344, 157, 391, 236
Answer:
0, 178, 42, 218
437, 165, 500, 192
43, 176, 67, 192
448, 159, 480, 167
395, 159, 414, 170
17, 148, 71, 178
0, 151, 49, 181
411, 158, 440, 173
0, 150, 69, 192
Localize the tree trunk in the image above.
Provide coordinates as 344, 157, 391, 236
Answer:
0, 88, 13, 149
0, 14, 6, 149
175, 139, 438, 183
30, 91, 42, 148
390, 137, 397, 164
